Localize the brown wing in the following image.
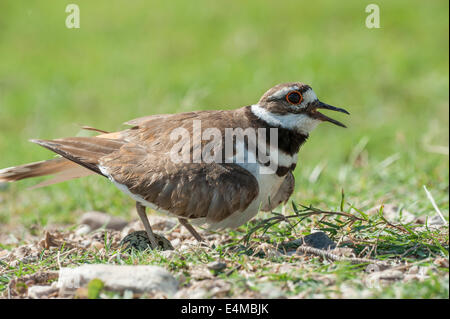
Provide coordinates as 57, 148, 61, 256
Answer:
108, 109, 260, 222
29, 109, 259, 223
100, 142, 259, 223
124, 112, 205, 127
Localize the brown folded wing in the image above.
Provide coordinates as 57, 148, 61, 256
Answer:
100, 143, 259, 222
31, 110, 260, 223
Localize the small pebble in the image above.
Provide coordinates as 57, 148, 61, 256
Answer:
28, 285, 59, 299
207, 261, 227, 272
408, 265, 419, 274
0, 250, 9, 259
90, 242, 104, 250
171, 238, 181, 247
428, 215, 446, 227
75, 224, 92, 236
160, 250, 177, 259
80, 211, 128, 231
434, 258, 449, 268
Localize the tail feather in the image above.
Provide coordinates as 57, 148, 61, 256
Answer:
0, 129, 125, 187
29, 165, 94, 189
29, 137, 125, 176
0, 158, 73, 182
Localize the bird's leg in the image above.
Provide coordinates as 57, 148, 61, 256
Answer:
136, 202, 159, 249
178, 218, 204, 242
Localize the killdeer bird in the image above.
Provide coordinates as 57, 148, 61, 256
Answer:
0, 82, 349, 249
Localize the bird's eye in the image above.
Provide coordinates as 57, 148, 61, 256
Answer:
286, 91, 303, 105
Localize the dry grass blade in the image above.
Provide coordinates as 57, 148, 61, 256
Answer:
296, 246, 391, 268
243, 202, 366, 244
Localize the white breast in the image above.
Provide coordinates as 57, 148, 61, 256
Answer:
205, 141, 286, 230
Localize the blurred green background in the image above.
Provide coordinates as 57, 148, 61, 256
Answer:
0, 1, 448, 228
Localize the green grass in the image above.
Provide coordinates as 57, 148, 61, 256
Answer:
1, 204, 448, 298
0, 0, 448, 298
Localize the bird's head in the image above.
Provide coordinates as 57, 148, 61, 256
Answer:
253, 82, 350, 135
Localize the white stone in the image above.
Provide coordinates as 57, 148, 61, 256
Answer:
75, 224, 92, 236
57, 264, 178, 295
27, 285, 58, 298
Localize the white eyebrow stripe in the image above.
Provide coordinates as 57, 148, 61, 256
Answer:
268, 86, 299, 100
301, 89, 318, 103
268, 87, 318, 107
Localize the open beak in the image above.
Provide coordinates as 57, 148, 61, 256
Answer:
309, 101, 350, 128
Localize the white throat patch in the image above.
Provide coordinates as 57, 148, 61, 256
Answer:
250, 104, 319, 135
